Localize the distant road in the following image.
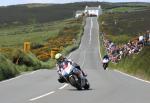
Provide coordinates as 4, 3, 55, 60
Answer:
0, 17, 150, 103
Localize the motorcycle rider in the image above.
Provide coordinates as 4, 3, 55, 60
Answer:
102, 54, 110, 70
55, 53, 86, 83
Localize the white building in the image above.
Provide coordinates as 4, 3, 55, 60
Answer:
84, 5, 102, 17
75, 10, 84, 18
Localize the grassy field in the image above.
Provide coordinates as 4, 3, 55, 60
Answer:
107, 6, 148, 12
1, 2, 149, 26
0, 18, 84, 81
32, 18, 83, 61
99, 6, 150, 80
100, 9, 150, 44
0, 20, 69, 48
0, 2, 103, 26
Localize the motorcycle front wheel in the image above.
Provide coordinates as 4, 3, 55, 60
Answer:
83, 79, 90, 90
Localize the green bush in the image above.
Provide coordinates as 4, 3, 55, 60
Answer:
0, 54, 19, 80
10, 49, 53, 70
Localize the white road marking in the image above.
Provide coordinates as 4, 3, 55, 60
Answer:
0, 73, 31, 84
114, 70, 150, 84
30, 71, 38, 75
81, 51, 86, 68
79, 42, 82, 49
89, 18, 93, 44
29, 91, 55, 101
98, 31, 102, 61
0, 75, 24, 84
0, 69, 42, 84
68, 53, 72, 58
59, 84, 69, 90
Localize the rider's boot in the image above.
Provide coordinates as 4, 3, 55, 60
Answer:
58, 76, 65, 83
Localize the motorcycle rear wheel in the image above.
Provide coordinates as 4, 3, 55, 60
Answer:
69, 75, 82, 90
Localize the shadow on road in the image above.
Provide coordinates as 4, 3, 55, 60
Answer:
67, 88, 93, 91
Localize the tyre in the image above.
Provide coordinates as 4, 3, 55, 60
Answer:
103, 63, 107, 70
69, 75, 82, 90
77, 86, 82, 90
84, 79, 90, 90
68, 75, 76, 86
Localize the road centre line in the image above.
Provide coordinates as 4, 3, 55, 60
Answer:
29, 91, 55, 101
59, 84, 69, 89
89, 18, 93, 44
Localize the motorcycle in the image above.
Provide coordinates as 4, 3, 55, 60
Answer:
102, 58, 109, 70
103, 63, 108, 70
60, 62, 90, 90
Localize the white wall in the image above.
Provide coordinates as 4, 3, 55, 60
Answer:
75, 13, 82, 18
89, 10, 99, 16
85, 9, 99, 16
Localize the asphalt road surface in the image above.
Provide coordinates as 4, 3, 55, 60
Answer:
0, 17, 150, 103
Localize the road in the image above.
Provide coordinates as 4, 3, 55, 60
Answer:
0, 17, 150, 103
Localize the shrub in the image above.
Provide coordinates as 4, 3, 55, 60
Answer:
0, 53, 19, 81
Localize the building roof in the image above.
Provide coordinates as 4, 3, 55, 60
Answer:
76, 10, 84, 14
85, 7, 100, 10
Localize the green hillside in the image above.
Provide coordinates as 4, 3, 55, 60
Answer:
0, 2, 101, 26
0, 2, 149, 26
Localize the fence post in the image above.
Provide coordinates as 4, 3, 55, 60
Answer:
24, 42, 31, 53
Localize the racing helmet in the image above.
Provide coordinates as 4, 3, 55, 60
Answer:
55, 53, 62, 60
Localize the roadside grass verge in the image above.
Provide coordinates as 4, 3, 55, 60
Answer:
107, 6, 148, 12
104, 34, 132, 45
109, 47, 150, 80
0, 53, 19, 81
99, 33, 106, 58
62, 19, 84, 55
62, 25, 84, 55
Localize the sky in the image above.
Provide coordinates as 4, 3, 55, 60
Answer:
0, 0, 150, 6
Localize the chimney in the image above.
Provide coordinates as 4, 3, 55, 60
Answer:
98, 5, 101, 9
85, 5, 88, 9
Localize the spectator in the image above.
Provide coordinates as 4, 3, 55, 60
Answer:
102, 32, 147, 63
138, 35, 144, 45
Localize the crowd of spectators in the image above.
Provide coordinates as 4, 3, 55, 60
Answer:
102, 30, 150, 63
